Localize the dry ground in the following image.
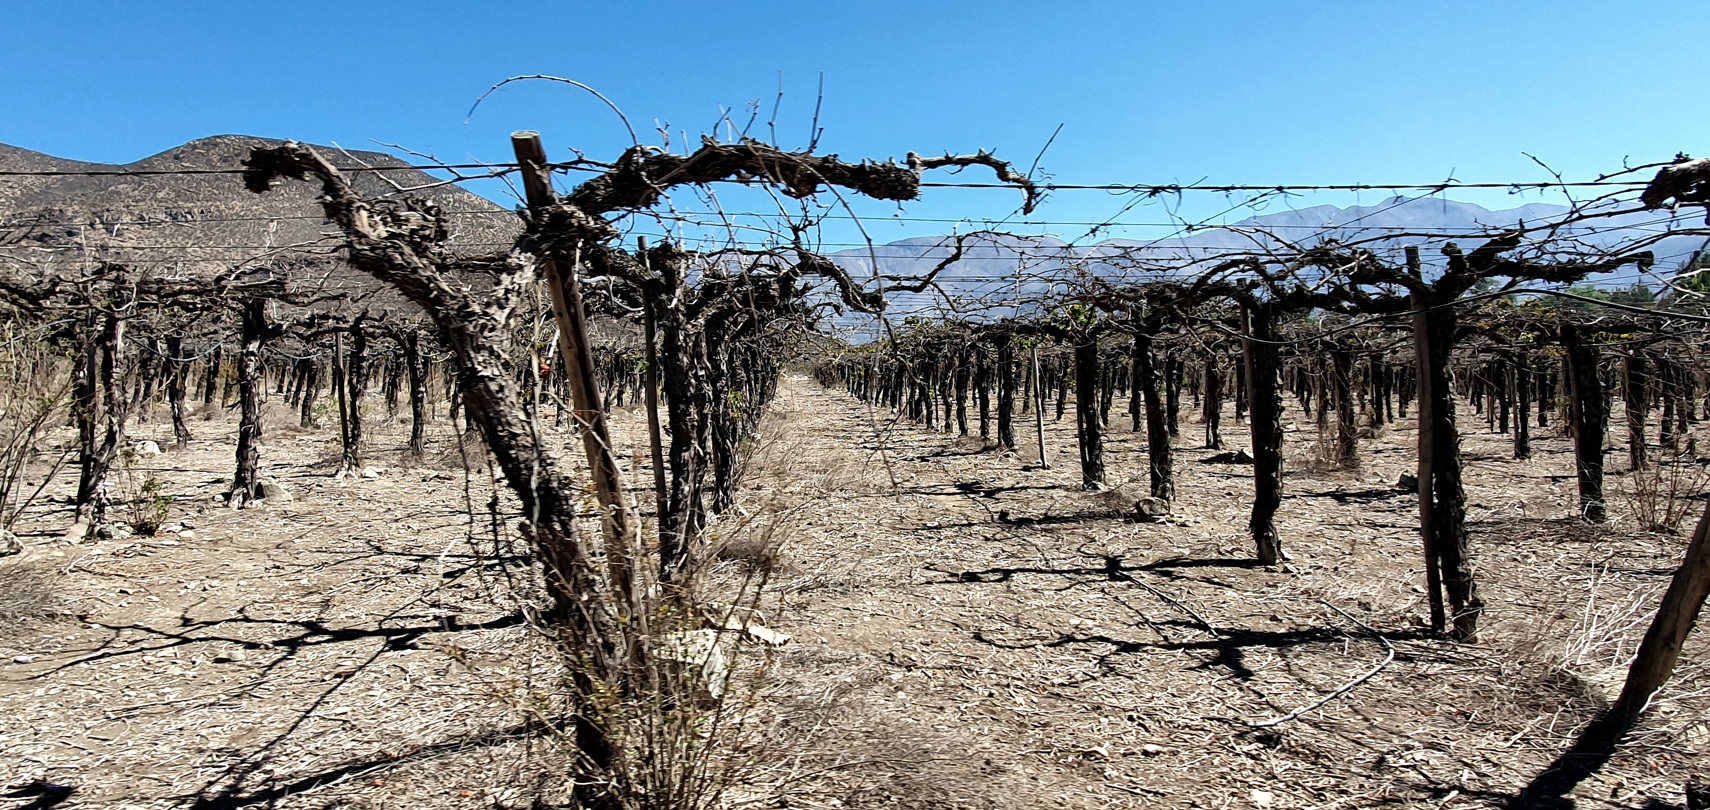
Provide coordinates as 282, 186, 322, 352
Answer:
1, 376, 1706, 809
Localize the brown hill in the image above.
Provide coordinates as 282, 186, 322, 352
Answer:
0, 135, 519, 304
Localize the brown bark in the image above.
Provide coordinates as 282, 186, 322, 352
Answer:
1625, 352, 1649, 471
1607, 496, 1710, 727
298, 356, 320, 430
228, 298, 267, 507
1133, 326, 1173, 501
1564, 326, 1607, 523
200, 344, 220, 409
996, 336, 1017, 450
976, 351, 991, 440
165, 335, 192, 449
400, 331, 428, 456
1420, 299, 1481, 640
1242, 301, 1283, 565
75, 304, 127, 523
339, 320, 368, 475
1074, 340, 1103, 488
1203, 353, 1224, 450
1332, 345, 1358, 468
1514, 354, 1532, 460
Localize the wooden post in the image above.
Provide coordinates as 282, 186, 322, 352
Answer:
1409, 246, 1448, 632
332, 332, 350, 464
512, 132, 645, 613
1606, 493, 1710, 729
637, 237, 670, 537
1514, 353, 1533, 460
1032, 345, 1048, 468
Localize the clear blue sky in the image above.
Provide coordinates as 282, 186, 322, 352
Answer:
3, 1, 1705, 244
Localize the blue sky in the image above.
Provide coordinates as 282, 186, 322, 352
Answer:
3, 1, 1705, 244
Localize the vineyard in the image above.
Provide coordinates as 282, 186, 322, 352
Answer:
0, 129, 1708, 810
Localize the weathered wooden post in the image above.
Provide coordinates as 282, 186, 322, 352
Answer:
1031, 344, 1048, 469
512, 131, 645, 609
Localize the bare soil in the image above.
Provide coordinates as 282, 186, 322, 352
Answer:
2, 378, 1705, 809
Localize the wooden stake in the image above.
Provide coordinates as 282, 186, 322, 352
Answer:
637, 237, 670, 540
1608, 494, 1710, 727
1032, 345, 1048, 468
1409, 245, 1447, 632
512, 131, 645, 615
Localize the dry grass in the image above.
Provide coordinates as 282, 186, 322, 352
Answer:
2, 378, 1707, 809
0, 561, 64, 629
1613, 451, 1710, 534
737, 688, 1014, 810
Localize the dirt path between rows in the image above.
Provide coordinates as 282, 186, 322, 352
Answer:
2, 375, 1704, 809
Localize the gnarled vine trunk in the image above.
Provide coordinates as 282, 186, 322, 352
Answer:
229, 298, 267, 507
1073, 340, 1104, 489
1241, 301, 1283, 564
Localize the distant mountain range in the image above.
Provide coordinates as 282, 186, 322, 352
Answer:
3, 137, 1702, 319
824, 197, 1710, 317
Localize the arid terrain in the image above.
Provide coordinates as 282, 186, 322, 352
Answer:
2, 376, 1706, 809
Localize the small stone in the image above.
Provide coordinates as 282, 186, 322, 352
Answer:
178, 530, 195, 540
256, 479, 293, 503
1141, 743, 1167, 756
1133, 497, 1170, 523
213, 648, 247, 664
1251, 789, 1274, 807
1203, 449, 1254, 464
1396, 472, 1419, 491
361, 466, 382, 479
13, 655, 35, 664
134, 440, 162, 456
63, 521, 91, 543
0, 529, 19, 556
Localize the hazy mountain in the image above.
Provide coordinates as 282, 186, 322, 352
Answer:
826, 196, 1710, 318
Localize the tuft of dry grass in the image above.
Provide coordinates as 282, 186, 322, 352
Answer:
1614, 452, 1710, 535
0, 561, 65, 630
711, 530, 782, 575
737, 686, 1015, 810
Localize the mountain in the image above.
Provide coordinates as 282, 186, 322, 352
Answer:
0, 135, 518, 302
4, 137, 1703, 323
825, 196, 1710, 319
